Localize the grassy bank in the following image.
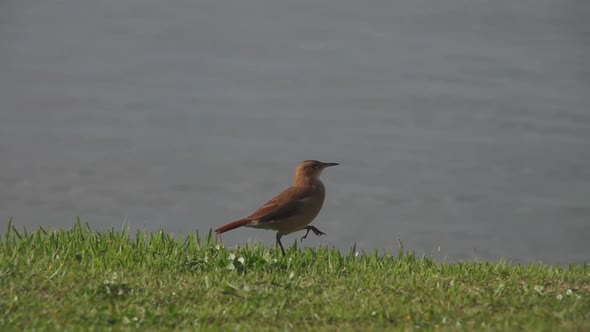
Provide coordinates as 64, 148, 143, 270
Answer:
0, 222, 588, 330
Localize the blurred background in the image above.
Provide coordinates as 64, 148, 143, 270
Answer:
1, 0, 589, 263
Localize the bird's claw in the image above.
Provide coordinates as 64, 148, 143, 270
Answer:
300, 232, 309, 242
300, 226, 326, 242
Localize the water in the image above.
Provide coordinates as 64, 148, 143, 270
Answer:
1, 0, 589, 264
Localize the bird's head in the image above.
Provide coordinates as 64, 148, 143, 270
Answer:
295, 160, 339, 183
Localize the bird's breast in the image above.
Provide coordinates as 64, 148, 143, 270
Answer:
278, 182, 326, 234
247, 180, 327, 235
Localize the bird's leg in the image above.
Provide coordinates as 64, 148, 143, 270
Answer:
301, 226, 326, 242
276, 232, 286, 256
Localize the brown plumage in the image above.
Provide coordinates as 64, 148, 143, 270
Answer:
215, 160, 338, 255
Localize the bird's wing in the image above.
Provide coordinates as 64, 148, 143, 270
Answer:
246, 186, 311, 223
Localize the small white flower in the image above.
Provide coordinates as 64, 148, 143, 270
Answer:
228, 253, 235, 260
566, 289, 573, 296
556, 294, 563, 301
237, 257, 245, 265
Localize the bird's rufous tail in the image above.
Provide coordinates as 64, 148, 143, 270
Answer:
215, 218, 251, 234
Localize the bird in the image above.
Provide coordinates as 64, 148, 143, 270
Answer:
215, 160, 338, 255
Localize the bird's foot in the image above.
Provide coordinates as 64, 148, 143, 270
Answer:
301, 226, 326, 242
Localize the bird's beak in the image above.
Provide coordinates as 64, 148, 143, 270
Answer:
322, 162, 339, 168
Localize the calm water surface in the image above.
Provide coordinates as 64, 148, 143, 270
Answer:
1, 0, 589, 263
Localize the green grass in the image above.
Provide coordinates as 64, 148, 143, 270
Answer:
0, 220, 588, 331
